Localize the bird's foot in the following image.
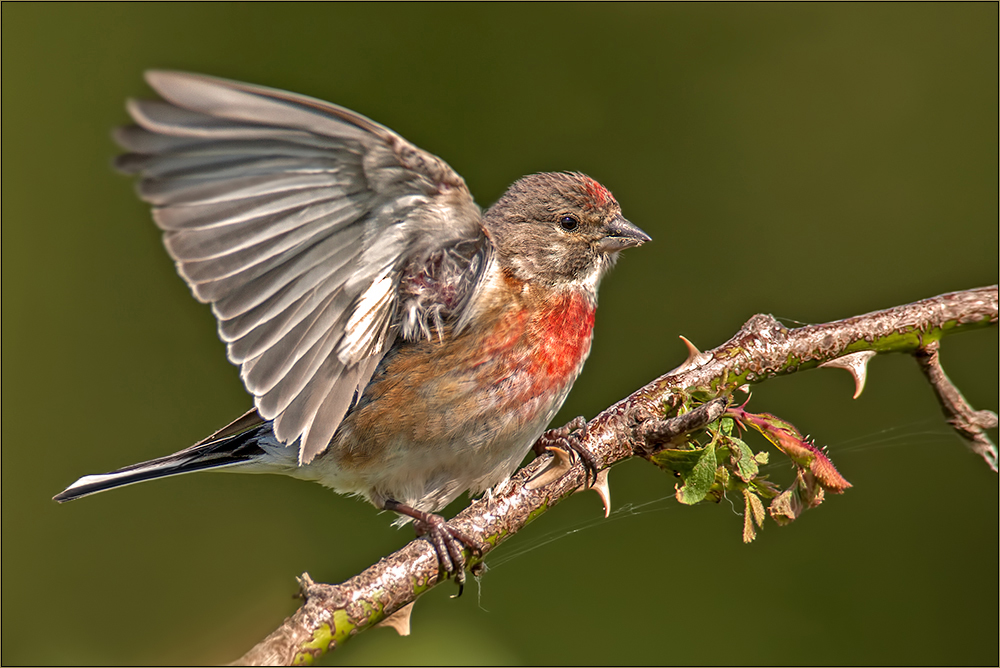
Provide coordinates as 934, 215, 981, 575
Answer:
384, 499, 486, 594
534, 416, 597, 487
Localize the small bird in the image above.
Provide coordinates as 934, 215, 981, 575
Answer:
55, 71, 650, 581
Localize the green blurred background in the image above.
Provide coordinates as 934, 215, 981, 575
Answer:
3, 4, 997, 665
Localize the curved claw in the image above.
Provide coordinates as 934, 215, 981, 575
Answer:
533, 416, 597, 487
384, 499, 485, 593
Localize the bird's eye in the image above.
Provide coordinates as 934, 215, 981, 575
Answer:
559, 215, 579, 231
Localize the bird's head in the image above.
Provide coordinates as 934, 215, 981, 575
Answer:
483, 172, 650, 289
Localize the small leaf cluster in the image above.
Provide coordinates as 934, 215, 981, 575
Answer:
647, 398, 852, 543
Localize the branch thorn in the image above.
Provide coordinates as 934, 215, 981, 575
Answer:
680, 334, 701, 358
675, 335, 711, 372
295, 572, 317, 600
819, 350, 876, 399
576, 468, 611, 518
525, 446, 576, 489
374, 602, 414, 636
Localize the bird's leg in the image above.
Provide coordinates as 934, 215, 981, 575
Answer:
533, 416, 597, 487
383, 499, 486, 591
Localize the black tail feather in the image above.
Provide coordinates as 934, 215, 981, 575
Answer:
54, 423, 271, 503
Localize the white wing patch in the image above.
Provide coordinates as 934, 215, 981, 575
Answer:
340, 265, 396, 362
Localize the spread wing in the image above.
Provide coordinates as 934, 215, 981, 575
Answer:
116, 71, 489, 463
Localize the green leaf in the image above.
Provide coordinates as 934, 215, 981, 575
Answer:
730, 437, 759, 482
705, 465, 731, 503
749, 476, 780, 500
650, 444, 706, 474
675, 441, 717, 505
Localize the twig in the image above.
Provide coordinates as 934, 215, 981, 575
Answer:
233, 285, 998, 666
637, 397, 728, 446
915, 340, 999, 471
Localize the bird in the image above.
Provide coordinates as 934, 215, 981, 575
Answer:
54, 71, 650, 583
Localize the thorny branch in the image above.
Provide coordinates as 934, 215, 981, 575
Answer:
233, 285, 998, 666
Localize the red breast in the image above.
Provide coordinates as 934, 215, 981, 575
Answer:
334, 281, 595, 465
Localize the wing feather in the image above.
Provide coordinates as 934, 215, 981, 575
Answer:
162, 199, 352, 263
117, 71, 487, 463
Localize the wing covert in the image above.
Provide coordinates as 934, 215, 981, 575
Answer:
116, 71, 488, 463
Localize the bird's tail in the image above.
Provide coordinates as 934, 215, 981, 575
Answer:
53, 412, 278, 503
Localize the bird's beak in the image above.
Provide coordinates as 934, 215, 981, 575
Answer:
598, 215, 652, 253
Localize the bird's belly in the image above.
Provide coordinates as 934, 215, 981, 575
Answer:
311, 291, 596, 512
